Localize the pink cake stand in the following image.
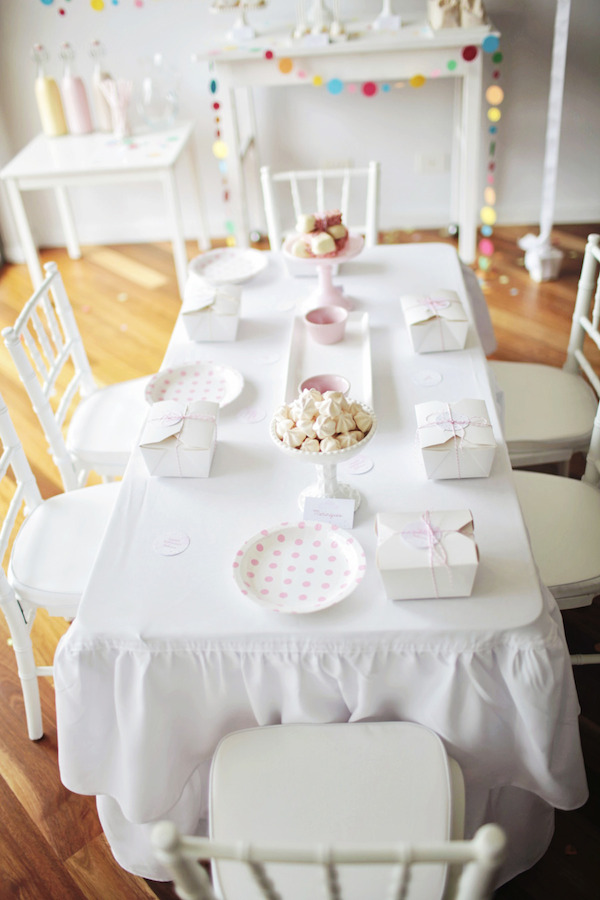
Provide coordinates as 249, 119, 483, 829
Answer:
282, 233, 365, 311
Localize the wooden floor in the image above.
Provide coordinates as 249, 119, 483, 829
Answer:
0, 224, 599, 898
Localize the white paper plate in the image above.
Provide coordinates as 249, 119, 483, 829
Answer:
145, 363, 244, 407
233, 521, 366, 613
188, 248, 268, 285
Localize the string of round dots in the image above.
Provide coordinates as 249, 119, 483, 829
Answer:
260, 43, 482, 96
208, 63, 236, 247
38, 1, 141, 13
478, 34, 503, 273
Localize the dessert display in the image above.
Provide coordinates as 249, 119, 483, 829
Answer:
272, 388, 374, 454
289, 209, 349, 258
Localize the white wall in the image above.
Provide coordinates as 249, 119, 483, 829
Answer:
0, 0, 598, 257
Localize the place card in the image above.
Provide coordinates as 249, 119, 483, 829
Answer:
303, 497, 355, 530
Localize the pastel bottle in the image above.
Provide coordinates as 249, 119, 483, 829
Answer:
90, 40, 113, 132
60, 43, 93, 134
32, 44, 67, 137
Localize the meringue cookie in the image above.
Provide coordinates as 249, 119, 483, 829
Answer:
349, 429, 365, 442
296, 415, 317, 439
282, 427, 305, 449
296, 392, 320, 419
300, 438, 321, 453
324, 390, 348, 409
320, 436, 341, 452
336, 410, 356, 434
317, 395, 343, 418
314, 415, 337, 439
353, 408, 373, 433
275, 417, 295, 438
338, 433, 358, 449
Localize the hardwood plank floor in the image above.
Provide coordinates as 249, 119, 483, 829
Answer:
0, 225, 598, 898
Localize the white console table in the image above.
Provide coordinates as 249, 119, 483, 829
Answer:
205, 18, 498, 263
0, 121, 210, 299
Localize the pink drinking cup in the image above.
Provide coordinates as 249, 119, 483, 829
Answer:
304, 305, 348, 345
299, 374, 351, 395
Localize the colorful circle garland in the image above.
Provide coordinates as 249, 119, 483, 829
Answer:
208, 34, 502, 251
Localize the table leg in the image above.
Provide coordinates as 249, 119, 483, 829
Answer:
162, 167, 189, 300
458, 59, 483, 265
186, 138, 211, 252
54, 186, 81, 260
4, 179, 44, 288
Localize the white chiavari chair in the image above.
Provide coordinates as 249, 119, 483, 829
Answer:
153, 723, 506, 900
2, 261, 149, 491
0, 391, 119, 738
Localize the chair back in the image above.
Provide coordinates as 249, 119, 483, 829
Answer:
564, 233, 600, 486
260, 161, 380, 251
0, 392, 42, 572
1, 262, 96, 491
152, 821, 506, 900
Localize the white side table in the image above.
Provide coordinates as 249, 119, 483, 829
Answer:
0, 121, 210, 299
204, 18, 498, 263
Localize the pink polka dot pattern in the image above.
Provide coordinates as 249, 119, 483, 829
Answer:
232, 522, 366, 613
145, 363, 243, 408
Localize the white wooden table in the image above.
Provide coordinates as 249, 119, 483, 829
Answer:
0, 121, 209, 299
203, 18, 499, 263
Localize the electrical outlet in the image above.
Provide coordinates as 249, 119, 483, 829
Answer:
415, 153, 449, 174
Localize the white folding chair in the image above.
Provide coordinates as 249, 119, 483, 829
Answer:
0, 391, 120, 739
153, 723, 506, 900
489, 233, 600, 473
2, 261, 150, 491
260, 161, 381, 252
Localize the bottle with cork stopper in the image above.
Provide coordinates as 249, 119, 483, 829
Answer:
59, 42, 93, 134
32, 43, 67, 137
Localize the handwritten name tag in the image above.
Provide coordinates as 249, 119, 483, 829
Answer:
303, 497, 355, 530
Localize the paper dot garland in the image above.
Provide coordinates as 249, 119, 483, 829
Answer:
478, 36, 503, 273
208, 60, 235, 245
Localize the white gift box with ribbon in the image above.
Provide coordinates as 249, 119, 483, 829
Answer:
182, 277, 241, 342
376, 509, 479, 600
400, 289, 468, 353
415, 398, 496, 479
140, 399, 218, 477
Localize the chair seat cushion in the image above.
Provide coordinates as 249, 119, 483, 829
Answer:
209, 722, 458, 900
67, 376, 150, 469
514, 469, 600, 591
490, 361, 596, 449
9, 482, 120, 616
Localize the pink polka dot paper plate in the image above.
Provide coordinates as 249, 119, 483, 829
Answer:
188, 248, 268, 285
145, 363, 244, 408
233, 521, 366, 614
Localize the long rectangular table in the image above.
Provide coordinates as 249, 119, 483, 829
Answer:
54, 243, 587, 884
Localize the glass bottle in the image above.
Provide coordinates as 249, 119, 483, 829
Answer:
90, 40, 113, 132
32, 44, 67, 137
60, 43, 93, 135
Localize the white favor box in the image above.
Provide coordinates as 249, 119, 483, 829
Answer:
140, 399, 218, 477
400, 289, 468, 353
182, 277, 241, 342
376, 510, 479, 600
416, 398, 496, 480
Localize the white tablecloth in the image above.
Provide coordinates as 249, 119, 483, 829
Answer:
54, 244, 587, 883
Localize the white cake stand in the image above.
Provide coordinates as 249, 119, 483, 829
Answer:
270, 402, 377, 511
282, 233, 364, 311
